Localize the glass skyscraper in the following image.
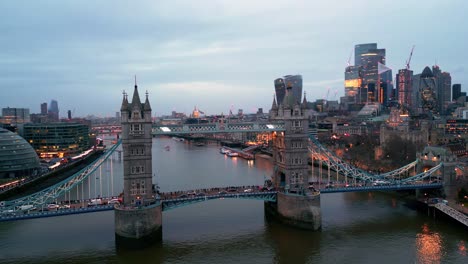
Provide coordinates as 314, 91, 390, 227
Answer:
275, 75, 303, 104
353, 43, 392, 105
48, 99, 59, 121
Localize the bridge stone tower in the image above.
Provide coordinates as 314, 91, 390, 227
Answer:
115, 80, 162, 247
267, 85, 321, 230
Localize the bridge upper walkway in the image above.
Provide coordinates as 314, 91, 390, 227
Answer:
152, 122, 285, 135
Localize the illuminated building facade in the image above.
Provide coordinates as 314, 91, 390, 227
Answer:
396, 69, 413, 111
22, 123, 90, 159
354, 43, 392, 104
344, 66, 364, 103
0, 107, 30, 126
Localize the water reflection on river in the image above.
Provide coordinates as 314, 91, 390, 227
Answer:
0, 137, 466, 264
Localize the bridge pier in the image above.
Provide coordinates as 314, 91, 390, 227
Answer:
266, 192, 321, 230
115, 203, 162, 248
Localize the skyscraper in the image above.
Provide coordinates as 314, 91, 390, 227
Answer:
432, 65, 452, 114
396, 69, 413, 111
40, 103, 47, 115
344, 65, 364, 103
274, 75, 303, 104
418, 67, 437, 114
453, 84, 462, 101
48, 99, 59, 121
274, 78, 286, 104
354, 43, 392, 104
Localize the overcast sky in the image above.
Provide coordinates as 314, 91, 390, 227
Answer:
1, 0, 467, 117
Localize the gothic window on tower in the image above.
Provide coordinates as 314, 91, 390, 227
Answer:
131, 166, 145, 174
131, 145, 145, 155
130, 180, 146, 195
290, 172, 303, 185
133, 111, 140, 119
140, 180, 146, 195
130, 124, 143, 135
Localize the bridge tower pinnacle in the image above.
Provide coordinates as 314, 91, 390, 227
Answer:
115, 80, 162, 248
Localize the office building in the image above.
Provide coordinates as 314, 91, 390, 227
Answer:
353, 43, 392, 104
418, 67, 437, 114
275, 75, 303, 104
432, 65, 452, 114
0, 128, 40, 178
22, 123, 90, 159
344, 66, 364, 103
0, 107, 30, 125
396, 69, 413, 111
453, 84, 462, 101
48, 99, 59, 121
40, 103, 47, 115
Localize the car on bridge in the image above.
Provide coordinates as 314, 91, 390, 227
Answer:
47, 204, 60, 210
372, 180, 391, 186
107, 199, 120, 205
218, 191, 228, 195
196, 192, 206, 197
244, 188, 253, 193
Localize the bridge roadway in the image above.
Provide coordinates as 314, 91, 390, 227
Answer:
0, 183, 444, 222
0, 186, 276, 222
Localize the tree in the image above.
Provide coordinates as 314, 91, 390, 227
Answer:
383, 135, 418, 169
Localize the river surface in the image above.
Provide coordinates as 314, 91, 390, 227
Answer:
0, 137, 466, 264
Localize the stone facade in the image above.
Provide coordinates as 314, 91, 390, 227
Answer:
268, 85, 321, 230
269, 88, 310, 193
115, 203, 162, 247
275, 192, 321, 230
120, 84, 154, 205
116, 81, 161, 246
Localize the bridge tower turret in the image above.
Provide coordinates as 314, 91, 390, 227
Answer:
267, 85, 321, 230
115, 79, 162, 248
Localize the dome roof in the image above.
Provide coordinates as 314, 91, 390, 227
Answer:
421, 66, 434, 78
0, 128, 39, 176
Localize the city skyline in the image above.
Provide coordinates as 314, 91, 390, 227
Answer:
1, 0, 467, 117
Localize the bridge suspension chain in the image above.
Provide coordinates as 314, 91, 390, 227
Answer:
2, 141, 121, 212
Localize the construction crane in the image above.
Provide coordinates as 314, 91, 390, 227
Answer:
346, 49, 353, 67
405, 45, 415, 70
324, 87, 330, 102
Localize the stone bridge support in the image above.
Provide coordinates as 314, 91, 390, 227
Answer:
115, 204, 162, 248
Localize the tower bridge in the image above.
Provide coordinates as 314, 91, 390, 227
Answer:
0, 80, 453, 247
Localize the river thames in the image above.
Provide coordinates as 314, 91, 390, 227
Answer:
0, 137, 466, 264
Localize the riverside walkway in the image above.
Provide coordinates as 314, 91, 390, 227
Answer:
434, 203, 468, 228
